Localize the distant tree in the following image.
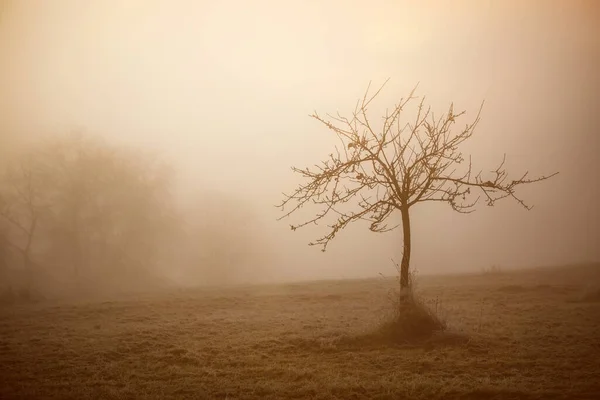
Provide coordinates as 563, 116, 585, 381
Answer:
0, 155, 45, 289
36, 134, 177, 283
277, 81, 557, 298
0, 133, 178, 293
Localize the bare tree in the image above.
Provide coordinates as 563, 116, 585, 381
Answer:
0, 133, 179, 295
37, 133, 178, 283
277, 80, 557, 297
0, 156, 44, 289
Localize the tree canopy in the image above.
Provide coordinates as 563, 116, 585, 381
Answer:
278, 81, 557, 291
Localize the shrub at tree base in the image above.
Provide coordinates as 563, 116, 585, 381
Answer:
375, 293, 447, 343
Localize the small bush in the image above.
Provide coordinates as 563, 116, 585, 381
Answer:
375, 290, 447, 343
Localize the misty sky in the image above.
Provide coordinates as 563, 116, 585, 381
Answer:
1, 0, 598, 281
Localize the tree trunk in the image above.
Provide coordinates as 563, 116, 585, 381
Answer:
23, 217, 37, 292
400, 205, 411, 300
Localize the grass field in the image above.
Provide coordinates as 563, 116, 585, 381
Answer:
1, 263, 599, 399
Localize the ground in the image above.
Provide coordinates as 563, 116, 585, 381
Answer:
1, 264, 599, 399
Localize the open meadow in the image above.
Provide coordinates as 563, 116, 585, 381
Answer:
1, 2, 599, 399
1, 263, 599, 400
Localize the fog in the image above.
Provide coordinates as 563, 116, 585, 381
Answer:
0, 0, 598, 290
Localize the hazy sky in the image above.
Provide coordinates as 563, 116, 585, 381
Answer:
1, 0, 598, 281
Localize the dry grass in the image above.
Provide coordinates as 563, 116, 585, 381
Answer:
578, 286, 600, 303
1, 263, 599, 399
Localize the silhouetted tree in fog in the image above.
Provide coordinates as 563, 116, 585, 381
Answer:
0, 133, 178, 295
278, 80, 558, 299
0, 156, 44, 290
36, 134, 177, 284
0, 132, 272, 297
